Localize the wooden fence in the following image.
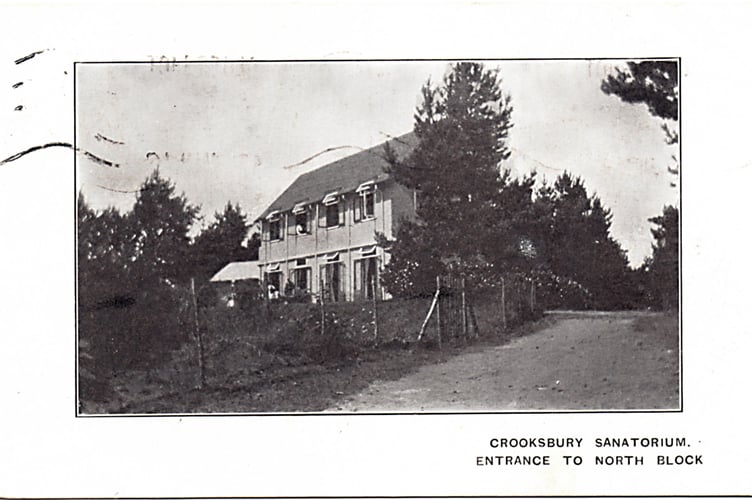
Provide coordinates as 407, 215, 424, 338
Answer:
417, 274, 539, 348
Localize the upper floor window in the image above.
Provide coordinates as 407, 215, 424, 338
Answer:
354, 181, 376, 222
292, 203, 310, 235
322, 191, 342, 228
325, 203, 339, 227
267, 211, 283, 241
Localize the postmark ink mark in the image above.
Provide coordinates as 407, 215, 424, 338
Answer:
95, 184, 147, 194
283, 145, 363, 170
95, 133, 125, 145
1, 142, 119, 168
12, 82, 23, 89
14, 50, 45, 65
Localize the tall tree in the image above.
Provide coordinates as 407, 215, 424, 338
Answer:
129, 169, 200, 286
544, 172, 633, 309
602, 61, 680, 310
486, 170, 551, 272
384, 62, 514, 294
77, 191, 131, 306
602, 60, 679, 179
601, 61, 678, 121
645, 205, 679, 310
191, 202, 255, 281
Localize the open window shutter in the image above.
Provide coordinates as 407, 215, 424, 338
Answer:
338, 198, 345, 226
354, 194, 362, 222
287, 213, 296, 235
375, 190, 382, 217
353, 260, 362, 299
318, 204, 326, 228
338, 262, 346, 300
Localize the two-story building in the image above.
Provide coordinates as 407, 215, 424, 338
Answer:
256, 133, 417, 302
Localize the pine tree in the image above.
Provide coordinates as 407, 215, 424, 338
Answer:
601, 61, 678, 121
384, 62, 514, 294
77, 191, 131, 306
602, 61, 680, 310
191, 202, 254, 281
602, 60, 679, 179
129, 169, 200, 286
646, 205, 679, 310
543, 172, 632, 309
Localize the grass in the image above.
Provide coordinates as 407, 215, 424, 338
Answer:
80, 306, 552, 414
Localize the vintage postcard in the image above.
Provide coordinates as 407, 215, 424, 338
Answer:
0, 2, 750, 498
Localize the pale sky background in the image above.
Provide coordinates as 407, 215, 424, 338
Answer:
76, 60, 678, 267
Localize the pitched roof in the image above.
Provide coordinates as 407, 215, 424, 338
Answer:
210, 260, 260, 282
257, 132, 417, 220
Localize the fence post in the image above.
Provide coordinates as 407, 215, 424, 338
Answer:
190, 277, 206, 389
371, 278, 379, 341
460, 278, 467, 339
501, 276, 507, 332
469, 302, 481, 338
319, 277, 326, 336
436, 275, 442, 350
529, 279, 535, 315
418, 284, 440, 341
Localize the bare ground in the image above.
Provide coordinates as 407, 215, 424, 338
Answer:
326, 311, 680, 412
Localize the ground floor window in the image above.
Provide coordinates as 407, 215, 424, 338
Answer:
291, 267, 311, 293
320, 262, 345, 302
264, 271, 282, 299
353, 256, 379, 300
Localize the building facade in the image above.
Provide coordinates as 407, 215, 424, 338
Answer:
256, 133, 417, 302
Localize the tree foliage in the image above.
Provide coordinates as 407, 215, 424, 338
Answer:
129, 169, 200, 287
601, 60, 678, 121
541, 172, 634, 309
383, 63, 637, 309
643, 205, 679, 310
192, 202, 258, 281
78, 169, 258, 394
602, 61, 680, 310
383, 62, 515, 294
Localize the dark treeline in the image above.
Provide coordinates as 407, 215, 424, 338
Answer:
78, 170, 259, 390
379, 62, 679, 311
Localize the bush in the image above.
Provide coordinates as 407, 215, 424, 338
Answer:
531, 270, 592, 310
79, 282, 192, 377
260, 305, 362, 364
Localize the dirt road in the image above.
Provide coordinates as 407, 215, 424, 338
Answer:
327, 311, 679, 412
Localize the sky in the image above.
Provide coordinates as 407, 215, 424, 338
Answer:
75, 60, 678, 267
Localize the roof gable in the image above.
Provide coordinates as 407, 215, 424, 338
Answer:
257, 132, 416, 220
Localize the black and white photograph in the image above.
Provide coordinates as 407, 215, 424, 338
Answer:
5, 2, 752, 497
75, 59, 680, 415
